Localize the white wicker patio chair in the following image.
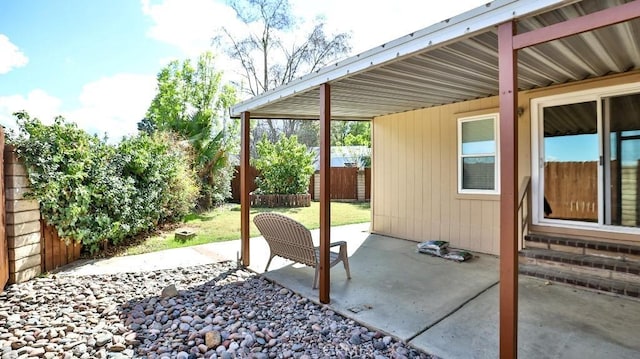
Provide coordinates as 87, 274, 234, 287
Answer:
253, 212, 351, 289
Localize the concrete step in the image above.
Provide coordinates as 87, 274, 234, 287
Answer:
520, 248, 640, 284
524, 233, 640, 262
519, 264, 640, 299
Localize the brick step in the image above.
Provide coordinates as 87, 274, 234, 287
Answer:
524, 233, 640, 262
520, 248, 640, 284
519, 264, 640, 299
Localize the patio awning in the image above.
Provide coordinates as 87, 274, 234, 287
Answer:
230, 0, 640, 121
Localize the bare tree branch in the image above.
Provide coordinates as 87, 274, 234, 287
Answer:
217, 0, 351, 145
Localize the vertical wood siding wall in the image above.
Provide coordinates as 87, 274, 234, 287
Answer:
372, 97, 501, 255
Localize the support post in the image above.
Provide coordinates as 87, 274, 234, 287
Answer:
498, 21, 518, 359
240, 111, 251, 267
319, 83, 331, 303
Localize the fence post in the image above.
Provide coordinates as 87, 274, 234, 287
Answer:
357, 170, 365, 201
313, 172, 320, 201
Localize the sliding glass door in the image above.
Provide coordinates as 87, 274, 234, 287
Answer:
536, 87, 640, 230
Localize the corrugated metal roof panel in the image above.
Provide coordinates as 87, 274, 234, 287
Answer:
231, 0, 640, 121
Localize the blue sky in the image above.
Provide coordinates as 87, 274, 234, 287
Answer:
0, 0, 487, 141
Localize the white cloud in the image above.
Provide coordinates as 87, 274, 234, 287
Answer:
141, 0, 242, 57
66, 73, 157, 142
291, 0, 490, 55
0, 89, 63, 134
0, 74, 156, 142
0, 34, 29, 74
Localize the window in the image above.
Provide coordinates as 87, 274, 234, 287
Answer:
458, 114, 499, 194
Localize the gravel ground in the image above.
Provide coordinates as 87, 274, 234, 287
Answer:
0, 262, 434, 358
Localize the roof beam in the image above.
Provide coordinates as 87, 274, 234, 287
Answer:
513, 0, 640, 49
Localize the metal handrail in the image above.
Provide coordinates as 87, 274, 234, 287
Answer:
517, 176, 532, 249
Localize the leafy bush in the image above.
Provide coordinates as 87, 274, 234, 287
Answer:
9, 112, 199, 252
143, 52, 238, 209
253, 135, 315, 195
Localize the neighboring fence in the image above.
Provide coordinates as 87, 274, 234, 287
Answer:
3, 145, 81, 286
41, 221, 82, 272
309, 167, 370, 201
544, 161, 598, 221
544, 160, 640, 225
230, 166, 259, 202
230, 166, 371, 202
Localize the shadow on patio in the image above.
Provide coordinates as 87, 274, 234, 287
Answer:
248, 225, 640, 359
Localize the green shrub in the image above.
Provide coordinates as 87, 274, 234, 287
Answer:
253, 135, 315, 195
9, 112, 199, 252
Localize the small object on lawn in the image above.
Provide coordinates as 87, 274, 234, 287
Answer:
175, 230, 196, 241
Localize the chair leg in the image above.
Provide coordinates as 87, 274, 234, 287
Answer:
264, 253, 276, 272
313, 266, 319, 289
339, 244, 351, 279
342, 256, 351, 280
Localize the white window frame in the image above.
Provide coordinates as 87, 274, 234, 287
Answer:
457, 113, 500, 195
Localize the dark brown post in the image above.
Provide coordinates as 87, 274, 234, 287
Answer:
319, 83, 331, 303
240, 111, 251, 267
498, 21, 518, 359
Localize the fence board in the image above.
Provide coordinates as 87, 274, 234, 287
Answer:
544, 161, 598, 221
230, 166, 259, 202
365, 168, 371, 200
41, 221, 81, 272
330, 167, 358, 199
0, 131, 7, 289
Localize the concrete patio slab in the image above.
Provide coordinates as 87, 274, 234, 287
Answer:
412, 277, 640, 359
263, 233, 499, 340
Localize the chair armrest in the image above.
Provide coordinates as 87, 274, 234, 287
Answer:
329, 241, 347, 248
330, 241, 348, 256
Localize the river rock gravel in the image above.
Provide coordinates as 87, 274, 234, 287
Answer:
0, 262, 434, 358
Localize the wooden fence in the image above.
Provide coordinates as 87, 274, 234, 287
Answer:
2, 143, 83, 286
309, 167, 359, 200
41, 221, 82, 272
544, 161, 598, 221
230, 166, 260, 202
0, 131, 7, 289
231, 166, 370, 202
544, 160, 639, 225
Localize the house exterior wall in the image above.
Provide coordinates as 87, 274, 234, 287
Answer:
371, 71, 640, 255
372, 97, 501, 255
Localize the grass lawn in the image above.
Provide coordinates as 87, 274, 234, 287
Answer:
124, 201, 370, 255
